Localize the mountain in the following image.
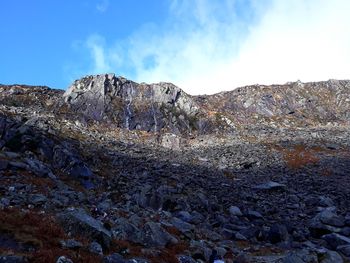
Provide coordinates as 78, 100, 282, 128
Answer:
0, 76, 350, 262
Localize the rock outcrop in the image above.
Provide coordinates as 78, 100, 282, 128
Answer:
63, 74, 202, 134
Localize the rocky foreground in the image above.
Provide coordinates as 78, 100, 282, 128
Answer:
0, 75, 350, 263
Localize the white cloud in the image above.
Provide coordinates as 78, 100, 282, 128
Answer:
86, 35, 111, 73
84, 0, 350, 95
96, 0, 109, 13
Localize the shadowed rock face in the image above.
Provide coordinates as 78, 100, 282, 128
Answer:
63, 74, 202, 134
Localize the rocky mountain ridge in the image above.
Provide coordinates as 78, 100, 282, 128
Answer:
61, 75, 350, 136
0, 76, 350, 263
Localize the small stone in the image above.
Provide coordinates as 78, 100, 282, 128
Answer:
178, 255, 197, 263
247, 210, 263, 219
56, 256, 73, 263
89, 241, 103, 256
229, 206, 243, 217
28, 194, 47, 205
177, 211, 192, 223
60, 239, 83, 249
0, 198, 10, 207
253, 181, 285, 191
235, 232, 248, 240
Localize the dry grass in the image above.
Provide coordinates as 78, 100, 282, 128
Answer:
0, 208, 103, 263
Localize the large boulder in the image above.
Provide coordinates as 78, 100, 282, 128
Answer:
56, 209, 112, 250
140, 222, 178, 248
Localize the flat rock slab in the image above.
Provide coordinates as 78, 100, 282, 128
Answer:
253, 181, 286, 191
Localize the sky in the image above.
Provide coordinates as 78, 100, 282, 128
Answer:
1, 0, 350, 95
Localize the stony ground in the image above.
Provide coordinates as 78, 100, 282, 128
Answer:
0, 81, 350, 263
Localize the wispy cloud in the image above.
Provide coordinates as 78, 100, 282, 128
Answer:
86, 35, 111, 73
81, 0, 350, 95
96, 0, 109, 13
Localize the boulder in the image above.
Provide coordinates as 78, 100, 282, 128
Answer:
141, 222, 178, 247
268, 224, 289, 244
320, 250, 343, 263
282, 249, 318, 263
56, 209, 112, 250
322, 233, 350, 250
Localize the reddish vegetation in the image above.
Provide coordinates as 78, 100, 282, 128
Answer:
283, 145, 320, 169
0, 208, 101, 263
272, 144, 321, 169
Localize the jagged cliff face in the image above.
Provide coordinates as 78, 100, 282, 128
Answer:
63, 74, 204, 134
62, 75, 350, 135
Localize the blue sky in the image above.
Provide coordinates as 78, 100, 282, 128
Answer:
1, 0, 350, 94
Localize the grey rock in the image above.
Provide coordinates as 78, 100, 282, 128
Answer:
268, 224, 289, 244
125, 259, 149, 263
9, 161, 27, 169
322, 233, 350, 250
112, 218, 141, 244
60, 239, 83, 249
283, 249, 318, 263
309, 210, 344, 238
247, 210, 264, 219
56, 208, 111, 250
63, 74, 200, 135
337, 244, 350, 257
176, 211, 193, 223
103, 253, 124, 263
340, 227, 350, 237
320, 250, 343, 263
0, 159, 8, 170
24, 158, 53, 178
141, 222, 178, 247
253, 181, 286, 191
0, 255, 28, 263
229, 206, 243, 216
239, 226, 262, 240
0, 198, 10, 207
178, 255, 197, 263
56, 256, 73, 263
89, 241, 103, 256
318, 196, 335, 207
170, 217, 194, 234
28, 194, 47, 205
318, 210, 345, 227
